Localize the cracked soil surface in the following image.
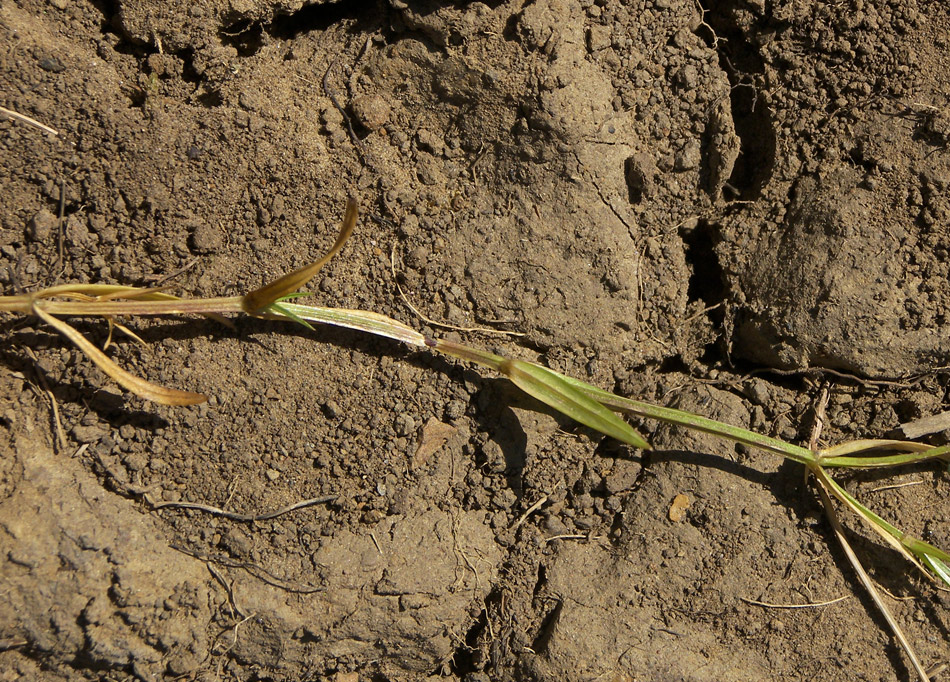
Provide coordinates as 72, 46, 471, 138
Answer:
2, 0, 950, 680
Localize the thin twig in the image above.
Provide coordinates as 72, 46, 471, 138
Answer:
0, 105, 59, 136
926, 662, 948, 678
512, 493, 550, 530
0, 639, 28, 651
816, 479, 931, 682
390, 246, 524, 337
739, 595, 849, 609
170, 544, 324, 594
211, 612, 256, 656
54, 177, 66, 281
870, 480, 925, 493
152, 494, 337, 521
207, 563, 245, 619
24, 347, 67, 453
145, 256, 201, 286
545, 534, 596, 543
809, 386, 829, 452
683, 301, 722, 324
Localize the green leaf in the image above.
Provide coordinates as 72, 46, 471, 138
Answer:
500, 358, 650, 450
922, 554, 950, 588
267, 303, 315, 331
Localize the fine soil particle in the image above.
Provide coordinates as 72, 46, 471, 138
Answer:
1, 1, 949, 681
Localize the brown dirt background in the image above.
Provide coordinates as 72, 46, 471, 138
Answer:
2, 0, 950, 680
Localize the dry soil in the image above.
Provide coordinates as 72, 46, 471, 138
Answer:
2, 1, 950, 681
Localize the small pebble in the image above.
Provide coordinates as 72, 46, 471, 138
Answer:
350, 94, 391, 131
394, 413, 415, 437
28, 209, 57, 242
190, 221, 222, 254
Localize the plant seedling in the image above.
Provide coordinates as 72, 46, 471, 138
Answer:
2, 198, 948, 680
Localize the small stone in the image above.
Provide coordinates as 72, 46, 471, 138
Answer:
265, 468, 280, 481
671, 28, 691, 49
64, 214, 92, 246
123, 452, 148, 472
416, 128, 444, 155
493, 488, 517, 509
674, 139, 702, 171
28, 209, 57, 242
362, 508, 385, 524
38, 56, 65, 73
544, 514, 569, 535
624, 153, 656, 203
675, 64, 699, 90
189, 221, 222, 254
444, 399, 466, 420
350, 94, 391, 131
745, 378, 772, 406
221, 527, 252, 555
668, 493, 690, 522
394, 413, 415, 437
587, 25, 611, 52
322, 400, 342, 419
71, 424, 107, 444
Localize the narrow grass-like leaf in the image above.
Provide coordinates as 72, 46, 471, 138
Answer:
922, 554, 950, 588
899, 535, 950, 567
433, 338, 507, 372
541, 366, 816, 464
814, 477, 931, 682
813, 466, 925, 572
36, 295, 246, 317
819, 450, 950, 469
821, 439, 933, 457
266, 303, 315, 331
33, 305, 207, 406
499, 358, 650, 450
273, 303, 428, 347
243, 197, 358, 312
818, 439, 938, 469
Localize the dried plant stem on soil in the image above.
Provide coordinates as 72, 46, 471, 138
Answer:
0, 104, 59, 136
739, 595, 850, 610
151, 495, 338, 522
3, 200, 949, 680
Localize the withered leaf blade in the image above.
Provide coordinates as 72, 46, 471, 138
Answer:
34, 305, 207, 406
242, 197, 358, 313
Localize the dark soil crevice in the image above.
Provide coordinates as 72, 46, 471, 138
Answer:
681, 219, 725, 312
695, 0, 776, 199
218, 0, 385, 56
269, 0, 384, 42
